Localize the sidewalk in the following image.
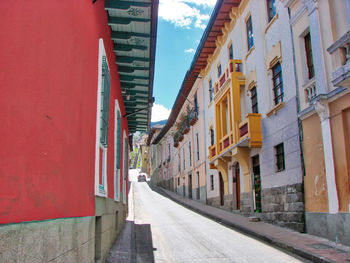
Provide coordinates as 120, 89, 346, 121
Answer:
156, 186, 350, 263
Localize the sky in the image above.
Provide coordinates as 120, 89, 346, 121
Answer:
151, 0, 216, 122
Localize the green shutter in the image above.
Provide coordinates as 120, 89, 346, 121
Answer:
100, 56, 111, 147
116, 111, 122, 169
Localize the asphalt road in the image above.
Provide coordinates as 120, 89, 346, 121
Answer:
129, 171, 302, 263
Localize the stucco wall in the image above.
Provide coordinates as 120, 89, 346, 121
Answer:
0, 217, 95, 263
302, 113, 328, 212
0, 0, 128, 224
330, 93, 350, 213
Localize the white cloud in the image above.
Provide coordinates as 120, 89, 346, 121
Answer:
184, 48, 195, 53
159, 0, 215, 29
184, 0, 216, 7
151, 103, 171, 122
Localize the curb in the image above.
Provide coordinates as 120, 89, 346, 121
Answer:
153, 185, 334, 263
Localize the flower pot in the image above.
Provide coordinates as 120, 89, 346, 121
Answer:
183, 127, 190, 134
189, 117, 198, 126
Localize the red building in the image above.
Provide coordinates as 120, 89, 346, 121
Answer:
0, 1, 158, 262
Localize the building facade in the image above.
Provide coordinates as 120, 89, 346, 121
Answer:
148, 0, 349, 246
203, 0, 304, 232
0, 1, 158, 262
284, 0, 350, 245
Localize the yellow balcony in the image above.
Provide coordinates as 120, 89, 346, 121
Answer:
218, 131, 234, 153
237, 113, 262, 148
209, 114, 262, 163
214, 60, 243, 95
209, 144, 217, 159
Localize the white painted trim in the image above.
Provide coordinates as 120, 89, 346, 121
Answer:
314, 101, 339, 214
123, 130, 128, 204
114, 100, 121, 201
290, 4, 307, 26
94, 38, 109, 197
321, 118, 338, 213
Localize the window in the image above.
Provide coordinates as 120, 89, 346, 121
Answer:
114, 104, 122, 201
275, 143, 285, 172
229, 44, 233, 60
209, 79, 213, 102
217, 64, 222, 78
304, 32, 314, 79
272, 62, 283, 105
168, 143, 170, 161
194, 92, 199, 113
225, 99, 230, 133
183, 148, 185, 170
266, 0, 276, 23
178, 177, 180, 186
210, 128, 214, 146
188, 141, 192, 166
178, 153, 180, 172
210, 175, 214, 190
246, 16, 254, 50
96, 39, 111, 197
196, 133, 200, 161
251, 86, 258, 113
100, 56, 111, 147
122, 134, 128, 204
196, 172, 200, 199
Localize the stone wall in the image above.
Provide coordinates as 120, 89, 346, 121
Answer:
199, 186, 207, 204
207, 194, 233, 211
240, 192, 253, 216
223, 194, 233, 211
0, 217, 95, 263
305, 213, 350, 246
159, 179, 174, 191
207, 196, 221, 207
261, 183, 304, 232
95, 197, 127, 263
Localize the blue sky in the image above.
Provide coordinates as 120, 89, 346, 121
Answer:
151, 0, 216, 122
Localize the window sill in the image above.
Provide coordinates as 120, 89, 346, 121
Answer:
265, 13, 278, 34
266, 102, 285, 117
245, 45, 255, 60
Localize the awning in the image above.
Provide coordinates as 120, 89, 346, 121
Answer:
105, 0, 158, 133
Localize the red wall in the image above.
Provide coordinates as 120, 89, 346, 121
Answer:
0, 0, 128, 224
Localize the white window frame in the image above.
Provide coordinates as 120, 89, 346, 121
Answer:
95, 38, 109, 197
122, 130, 128, 204
114, 100, 121, 201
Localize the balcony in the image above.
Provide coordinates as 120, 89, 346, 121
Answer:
209, 144, 216, 159
209, 114, 262, 162
214, 59, 243, 95
218, 131, 234, 153
303, 78, 316, 103
327, 30, 350, 87
238, 113, 262, 148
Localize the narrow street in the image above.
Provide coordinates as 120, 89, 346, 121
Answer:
130, 176, 302, 263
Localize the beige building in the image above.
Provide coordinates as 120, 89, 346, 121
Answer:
283, 0, 350, 245
151, 76, 207, 203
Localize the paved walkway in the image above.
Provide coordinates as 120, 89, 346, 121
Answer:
156, 186, 350, 263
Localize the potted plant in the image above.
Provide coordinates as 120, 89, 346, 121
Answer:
173, 131, 180, 147
189, 107, 198, 126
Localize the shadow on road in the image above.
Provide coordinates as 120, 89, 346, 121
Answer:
106, 220, 155, 263
135, 223, 155, 263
